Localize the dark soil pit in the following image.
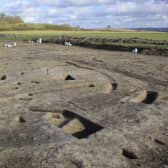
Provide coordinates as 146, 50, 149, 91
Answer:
1, 75, 7, 80
142, 91, 158, 104
112, 83, 118, 90
28, 93, 33, 97
59, 110, 104, 139
65, 75, 76, 81
31, 80, 40, 84
122, 148, 138, 159
15, 116, 26, 123
89, 84, 95, 88
21, 72, 24, 75
17, 82, 22, 85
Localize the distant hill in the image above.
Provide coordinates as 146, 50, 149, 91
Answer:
132, 28, 168, 32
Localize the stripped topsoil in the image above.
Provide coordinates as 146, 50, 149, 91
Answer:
41, 36, 168, 57
0, 42, 167, 168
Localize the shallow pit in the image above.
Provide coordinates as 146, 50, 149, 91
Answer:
1, 75, 6, 80
122, 148, 138, 159
45, 110, 104, 139
15, 116, 26, 123
130, 90, 158, 104
65, 75, 76, 81
89, 84, 95, 88
112, 82, 118, 90
142, 91, 158, 104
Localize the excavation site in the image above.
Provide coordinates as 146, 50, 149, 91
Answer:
0, 42, 168, 168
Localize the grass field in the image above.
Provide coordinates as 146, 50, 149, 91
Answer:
0, 30, 168, 56
0, 30, 168, 41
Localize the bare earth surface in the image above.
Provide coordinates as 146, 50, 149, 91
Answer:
0, 42, 168, 168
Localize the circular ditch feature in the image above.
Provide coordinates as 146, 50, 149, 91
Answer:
0, 63, 113, 99
130, 90, 158, 104
44, 110, 104, 139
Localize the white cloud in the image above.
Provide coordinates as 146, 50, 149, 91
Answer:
0, 0, 167, 28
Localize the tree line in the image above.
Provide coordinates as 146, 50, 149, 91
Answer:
0, 13, 82, 31
0, 13, 23, 24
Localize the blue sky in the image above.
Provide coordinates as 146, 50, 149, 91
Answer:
0, 0, 168, 28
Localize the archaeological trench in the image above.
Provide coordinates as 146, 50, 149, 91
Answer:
0, 42, 168, 168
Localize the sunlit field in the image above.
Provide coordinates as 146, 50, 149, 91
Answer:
0, 30, 168, 41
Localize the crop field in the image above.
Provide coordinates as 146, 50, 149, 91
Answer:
0, 30, 168, 57
0, 30, 168, 41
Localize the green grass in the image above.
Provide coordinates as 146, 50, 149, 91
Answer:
0, 30, 167, 56
0, 30, 168, 41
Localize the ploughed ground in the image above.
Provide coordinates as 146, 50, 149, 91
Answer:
0, 42, 167, 168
